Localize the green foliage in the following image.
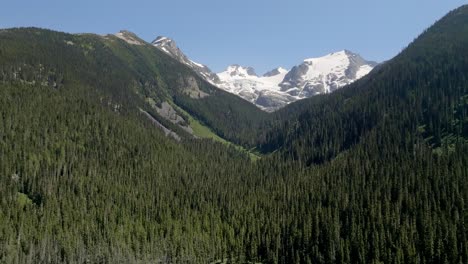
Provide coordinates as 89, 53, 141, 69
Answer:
0, 5, 467, 264
171, 102, 260, 160
174, 90, 270, 147
259, 5, 468, 165
16, 193, 33, 207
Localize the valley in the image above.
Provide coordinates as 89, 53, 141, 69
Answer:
0, 4, 467, 264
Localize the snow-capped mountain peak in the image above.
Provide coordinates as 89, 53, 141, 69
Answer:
152, 36, 187, 60
221, 65, 258, 78
152, 36, 220, 84
150, 34, 376, 111
152, 36, 170, 44
215, 65, 292, 111
279, 50, 377, 97
214, 50, 376, 111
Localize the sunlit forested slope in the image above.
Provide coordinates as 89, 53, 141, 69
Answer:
0, 5, 467, 264
259, 6, 468, 164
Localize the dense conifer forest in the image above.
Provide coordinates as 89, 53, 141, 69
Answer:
0, 5, 467, 264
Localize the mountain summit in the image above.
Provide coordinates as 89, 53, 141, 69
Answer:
215, 51, 377, 111
279, 50, 378, 97
152, 35, 377, 111
114, 30, 145, 45
152, 36, 221, 84
222, 65, 258, 78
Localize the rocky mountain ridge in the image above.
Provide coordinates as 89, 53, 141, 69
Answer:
152, 36, 377, 111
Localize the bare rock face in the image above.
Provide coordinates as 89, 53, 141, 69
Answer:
114, 30, 145, 45
155, 102, 194, 135
177, 75, 209, 99
263, 67, 287, 77
279, 64, 310, 92
255, 90, 297, 111
152, 36, 221, 85
140, 109, 181, 141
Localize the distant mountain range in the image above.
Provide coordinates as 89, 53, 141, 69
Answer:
153, 36, 377, 111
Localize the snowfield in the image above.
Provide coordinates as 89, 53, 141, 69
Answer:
152, 36, 377, 111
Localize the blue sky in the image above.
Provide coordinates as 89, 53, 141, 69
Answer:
1, 0, 465, 73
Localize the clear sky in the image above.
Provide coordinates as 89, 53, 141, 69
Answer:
1, 0, 465, 74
